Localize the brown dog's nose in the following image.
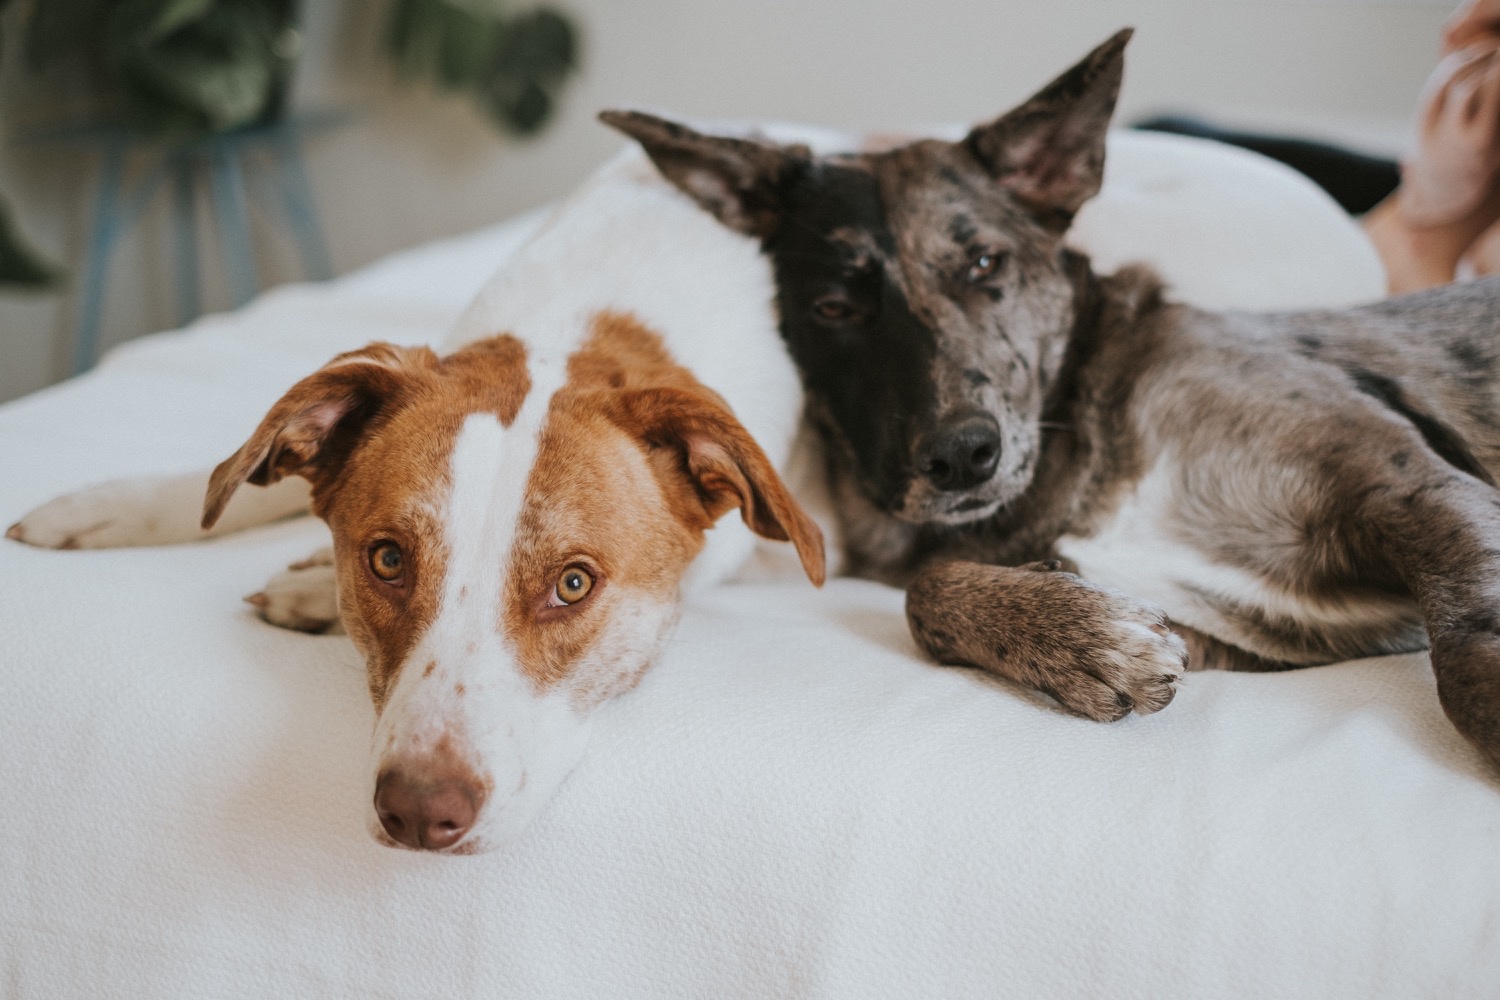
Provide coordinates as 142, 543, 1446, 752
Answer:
375, 769, 483, 850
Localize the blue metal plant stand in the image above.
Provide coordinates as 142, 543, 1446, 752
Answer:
32, 111, 347, 374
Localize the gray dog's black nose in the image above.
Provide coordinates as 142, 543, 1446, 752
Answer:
920, 413, 1002, 491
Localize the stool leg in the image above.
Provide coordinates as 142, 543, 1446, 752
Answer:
73, 141, 125, 374
209, 143, 259, 307
274, 128, 334, 281
172, 158, 201, 326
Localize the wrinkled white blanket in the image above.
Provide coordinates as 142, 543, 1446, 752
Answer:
3, 131, 1497, 999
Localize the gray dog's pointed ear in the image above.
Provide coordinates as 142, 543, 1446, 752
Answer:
963, 27, 1132, 224
598, 110, 806, 238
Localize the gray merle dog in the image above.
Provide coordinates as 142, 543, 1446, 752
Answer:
602, 30, 1500, 772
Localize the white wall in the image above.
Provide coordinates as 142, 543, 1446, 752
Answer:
0, 0, 1453, 403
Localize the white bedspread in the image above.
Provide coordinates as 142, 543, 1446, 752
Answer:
3, 132, 1497, 999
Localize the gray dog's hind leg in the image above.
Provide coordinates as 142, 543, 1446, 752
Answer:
1364, 470, 1500, 771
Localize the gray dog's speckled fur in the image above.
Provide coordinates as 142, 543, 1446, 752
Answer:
605, 31, 1500, 771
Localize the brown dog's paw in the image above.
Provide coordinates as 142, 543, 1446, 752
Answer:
906, 560, 1188, 721
8, 487, 123, 549
247, 548, 344, 635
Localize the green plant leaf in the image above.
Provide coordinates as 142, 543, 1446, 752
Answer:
107, 3, 291, 137
118, 52, 273, 135
386, 0, 578, 136
474, 8, 576, 134
24, 0, 114, 71
0, 0, 12, 67
480, 75, 550, 134
385, 0, 499, 90
108, 0, 218, 49
491, 9, 574, 80
0, 199, 61, 290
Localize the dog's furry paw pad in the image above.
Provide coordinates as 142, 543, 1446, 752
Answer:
906, 560, 1187, 722
1049, 602, 1187, 721
7, 487, 131, 549
250, 550, 342, 634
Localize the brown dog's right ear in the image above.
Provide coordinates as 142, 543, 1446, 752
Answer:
611, 382, 826, 587
598, 110, 807, 238
202, 343, 437, 529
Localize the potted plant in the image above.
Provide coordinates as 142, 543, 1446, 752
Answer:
0, 0, 580, 291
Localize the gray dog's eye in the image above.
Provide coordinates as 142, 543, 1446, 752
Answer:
966, 252, 1007, 284
813, 296, 856, 322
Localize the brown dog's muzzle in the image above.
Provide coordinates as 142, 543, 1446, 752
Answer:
374, 766, 487, 851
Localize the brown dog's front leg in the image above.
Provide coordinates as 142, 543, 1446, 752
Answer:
906, 560, 1188, 721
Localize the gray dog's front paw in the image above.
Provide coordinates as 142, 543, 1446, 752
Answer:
906, 560, 1187, 721
246, 548, 344, 635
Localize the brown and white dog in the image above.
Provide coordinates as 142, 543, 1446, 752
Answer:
10, 104, 1207, 853
11, 150, 827, 853
607, 31, 1500, 774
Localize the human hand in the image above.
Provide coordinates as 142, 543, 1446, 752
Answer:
1402, 39, 1500, 225
1443, 0, 1500, 55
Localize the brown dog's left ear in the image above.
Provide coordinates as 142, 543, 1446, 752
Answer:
612, 384, 826, 586
598, 109, 807, 239
964, 27, 1132, 225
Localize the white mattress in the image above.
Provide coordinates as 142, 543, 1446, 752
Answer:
3, 132, 1497, 998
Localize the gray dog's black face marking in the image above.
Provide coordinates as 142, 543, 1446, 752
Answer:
606, 33, 1500, 775
602, 30, 1128, 526
759, 148, 1076, 525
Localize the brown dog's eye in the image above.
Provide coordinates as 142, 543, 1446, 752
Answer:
966, 252, 1007, 284
369, 542, 404, 583
813, 296, 855, 322
552, 566, 594, 606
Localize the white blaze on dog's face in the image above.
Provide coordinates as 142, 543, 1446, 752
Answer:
203, 312, 824, 854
